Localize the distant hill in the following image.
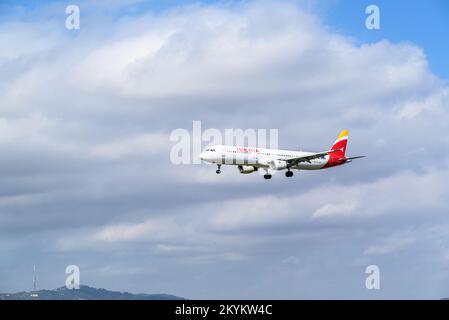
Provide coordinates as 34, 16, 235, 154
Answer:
0, 285, 185, 300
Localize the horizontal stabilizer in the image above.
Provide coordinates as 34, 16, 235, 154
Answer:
345, 156, 365, 161
340, 156, 365, 163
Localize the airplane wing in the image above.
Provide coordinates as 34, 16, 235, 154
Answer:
285, 149, 343, 165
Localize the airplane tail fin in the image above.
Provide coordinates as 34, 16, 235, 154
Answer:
330, 130, 349, 158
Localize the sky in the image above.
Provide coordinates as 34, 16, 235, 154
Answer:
0, 0, 449, 299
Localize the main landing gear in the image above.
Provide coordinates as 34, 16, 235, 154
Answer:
285, 170, 293, 178
263, 169, 272, 180
216, 164, 221, 174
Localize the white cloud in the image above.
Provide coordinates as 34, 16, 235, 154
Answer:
221, 252, 246, 262
208, 195, 298, 231
397, 88, 449, 119
1, 0, 448, 239
312, 201, 359, 219
1, 0, 449, 298
282, 256, 301, 265
98, 264, 150, 277
364, 237, 415, 255
206, 167, 448, 232
88, 133, 168, 159
94, 218, 179, 242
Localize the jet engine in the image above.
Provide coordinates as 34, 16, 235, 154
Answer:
269, 160, 288, 170
238, 165, 258, 174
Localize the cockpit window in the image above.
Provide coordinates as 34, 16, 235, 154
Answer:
206, 148, 216, 152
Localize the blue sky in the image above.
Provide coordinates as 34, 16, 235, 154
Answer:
322, 0, 449, 81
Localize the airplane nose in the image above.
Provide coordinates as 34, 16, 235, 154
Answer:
200, 152, 206, 161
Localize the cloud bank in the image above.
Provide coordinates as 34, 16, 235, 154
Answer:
0, 1, 449, 298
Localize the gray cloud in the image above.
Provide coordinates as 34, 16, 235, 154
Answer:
0, 1, 449, 298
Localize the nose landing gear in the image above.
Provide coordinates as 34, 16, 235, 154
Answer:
216, 164, 221, 174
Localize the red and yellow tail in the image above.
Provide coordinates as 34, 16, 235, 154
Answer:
330, 130, 349, 158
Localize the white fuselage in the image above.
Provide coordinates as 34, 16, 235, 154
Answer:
200, 145, 329, 170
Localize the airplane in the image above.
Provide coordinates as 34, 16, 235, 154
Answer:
199, 130, 364, 180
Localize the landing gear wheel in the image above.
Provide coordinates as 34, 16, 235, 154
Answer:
216, 164, 221, 174
285, 170, 293, 177
216, 170, 221, 174
264, 174, 272, 180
